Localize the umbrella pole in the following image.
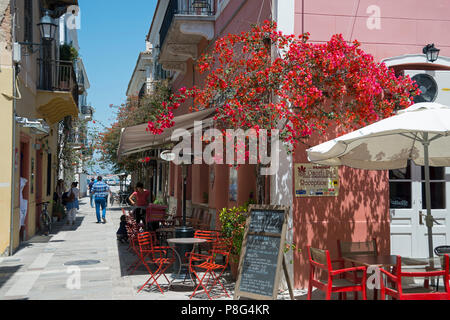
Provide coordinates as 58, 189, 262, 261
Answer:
423, 133, 434, 260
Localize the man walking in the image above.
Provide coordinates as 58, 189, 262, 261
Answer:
88, 178, 96, 208
91, 176, 111, 224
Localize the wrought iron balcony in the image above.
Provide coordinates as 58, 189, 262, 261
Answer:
37, 59, 79, 107
80, 105, 93, 120
160, 0, 215, 48
158, 0, 215, 73
67, 134, 87, 147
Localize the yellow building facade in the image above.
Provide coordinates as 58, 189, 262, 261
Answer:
0, 0, 79, 255
0, 0, 14, 255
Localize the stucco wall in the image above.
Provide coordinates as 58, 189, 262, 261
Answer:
291, 0, 450, 289
0, 1, 13, 256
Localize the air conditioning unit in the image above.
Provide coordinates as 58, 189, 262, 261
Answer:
405, 70, 450, 105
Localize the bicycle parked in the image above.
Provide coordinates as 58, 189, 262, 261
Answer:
37, 201, 52, 236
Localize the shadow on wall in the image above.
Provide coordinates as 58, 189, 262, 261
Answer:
292, 130, 390, 289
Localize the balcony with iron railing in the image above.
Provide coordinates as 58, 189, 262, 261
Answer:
80, 105, 93, 120
37, 59, 79, 106
36, 59, 80, 125
67, 133, 87, 147
158, 0, 215, 73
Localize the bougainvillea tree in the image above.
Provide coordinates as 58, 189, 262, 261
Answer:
148, 20, 420, 153
97, 82, 172, 173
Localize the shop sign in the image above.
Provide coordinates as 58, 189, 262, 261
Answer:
295, 163, 339, 197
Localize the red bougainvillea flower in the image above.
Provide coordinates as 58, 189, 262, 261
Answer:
147, 20, 420, 156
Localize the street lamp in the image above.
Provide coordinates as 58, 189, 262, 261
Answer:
160, 150, 195, 279
16, 10, 57, 54
38, 10, 58, 42
423, 44, 440, 63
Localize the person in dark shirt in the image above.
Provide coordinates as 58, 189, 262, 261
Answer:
116, 215, 128, 243
88, 178, 96, 208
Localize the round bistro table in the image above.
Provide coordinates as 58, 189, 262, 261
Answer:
166, 237, 207, 287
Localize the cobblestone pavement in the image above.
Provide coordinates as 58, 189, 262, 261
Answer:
0, 198, 236, 300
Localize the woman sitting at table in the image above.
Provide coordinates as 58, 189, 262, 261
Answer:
128, 182, 152, 229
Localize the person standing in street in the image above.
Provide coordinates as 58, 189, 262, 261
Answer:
128, 182, 152, 230
92, 176, 111, 224
65, 182, 79, 226
54, 179, 66, 221
88, 178, 96, 208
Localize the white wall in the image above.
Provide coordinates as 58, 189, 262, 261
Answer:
271, 1, 294, 220
271, 0, 295, 292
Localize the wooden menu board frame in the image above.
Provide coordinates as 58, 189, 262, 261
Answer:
234, 205, 292, 300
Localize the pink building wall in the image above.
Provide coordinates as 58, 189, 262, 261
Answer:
292, 0, 450, 288
163, 0, 450, 290
169, 0, 271, 224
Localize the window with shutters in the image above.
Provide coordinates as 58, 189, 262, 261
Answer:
24, 0, 33, 43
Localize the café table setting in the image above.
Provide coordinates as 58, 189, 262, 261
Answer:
307, 239, 450, 300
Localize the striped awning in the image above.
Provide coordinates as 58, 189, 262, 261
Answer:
117, 108, 215, 158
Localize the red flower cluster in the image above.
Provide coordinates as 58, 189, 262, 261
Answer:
148, 20, 420, 153
139, 157, 151, 163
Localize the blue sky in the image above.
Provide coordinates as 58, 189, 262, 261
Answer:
77, 0, 157, 173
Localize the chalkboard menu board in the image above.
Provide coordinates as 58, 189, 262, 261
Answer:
234, 205, 289, 300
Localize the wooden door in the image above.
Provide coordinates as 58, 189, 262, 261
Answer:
35, 149, 43, 230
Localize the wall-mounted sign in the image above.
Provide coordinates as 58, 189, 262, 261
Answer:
160, 150, 176, 162
295, 163, 339, 197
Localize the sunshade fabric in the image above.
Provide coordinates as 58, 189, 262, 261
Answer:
36, 90, 79, 125
117, 108, 215, 157
307, 103, 450, 170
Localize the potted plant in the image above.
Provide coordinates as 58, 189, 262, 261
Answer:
218, 201, 252, 280
59, 44, 79, 62
59, 44, 78, 89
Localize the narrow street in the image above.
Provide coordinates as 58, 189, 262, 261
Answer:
0, 196, 235, 300
2, 0, 450, 307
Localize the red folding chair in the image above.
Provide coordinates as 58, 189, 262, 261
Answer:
194, 230, 219, 254
380, 254, 450, 300
188, 238, 232, 300
136, 232, 176, 294
126, 217, 142, 274
127, 225, 153, 274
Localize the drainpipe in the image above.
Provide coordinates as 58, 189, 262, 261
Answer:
9, 0, 17, 256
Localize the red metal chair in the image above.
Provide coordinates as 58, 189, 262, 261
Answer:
337, 238, 378, 299
125, 215, 144, 274
380, 255, 450, 300
136, 232, 176, 294
194, 230, 219, 254
187, 238, 232, 300
127, 226, 154, 274
307, 246, 367, 300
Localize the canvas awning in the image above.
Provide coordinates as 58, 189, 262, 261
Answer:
36, 90, 79, 125
117, 108, 215, 158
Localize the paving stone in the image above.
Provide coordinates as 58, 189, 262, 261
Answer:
0, 198, 236, 300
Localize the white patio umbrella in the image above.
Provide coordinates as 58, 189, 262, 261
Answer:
307, 102, 450, 259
